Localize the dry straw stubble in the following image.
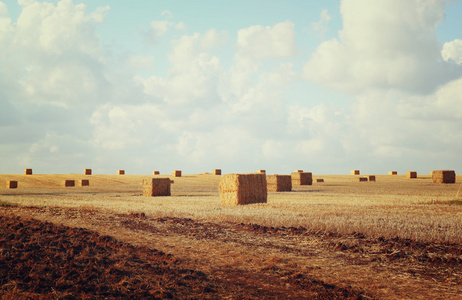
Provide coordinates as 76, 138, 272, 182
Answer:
219, 173, 267, 205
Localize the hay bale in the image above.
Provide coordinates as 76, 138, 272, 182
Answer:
368, 175, 376, 182
406, 171, 417, 179
80, 179, 89, 186
266, 175, 292, 192
172, 170, 182, 177
358, 177, 368, 182
213, 169, 222, 175
143, 178, 171, 197
295, 170, 303, 173
291, 172, 312, 186
84, 169, 92, 175
219, 174, 267, 205
316, 179, 324, 183
153, 171, 160, 175
432, 170, 456, 184
7, 181, 18, 189
388, 171, 397, 175
257, 170, 266, 174
24, 169, 32, 175
351, 170, 360, 175
64, 180, 75, 187
118, 170, 125, 175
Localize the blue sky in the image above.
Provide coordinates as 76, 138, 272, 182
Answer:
1, 0, 462, 175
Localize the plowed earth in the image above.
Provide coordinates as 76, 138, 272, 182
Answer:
1, 205, 462, 299
0, 208, 368, 300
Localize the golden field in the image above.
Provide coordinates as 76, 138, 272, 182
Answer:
1, 172, 461, 299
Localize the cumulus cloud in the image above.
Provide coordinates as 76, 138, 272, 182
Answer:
442, 39, 462, 65
304, 0, 460, 94
310, 9, 331, 37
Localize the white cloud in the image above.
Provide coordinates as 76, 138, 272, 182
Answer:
304, 0, 459, 94
442, 39, 462, 65
236, 21, 297, 59
311, 9, 331, 37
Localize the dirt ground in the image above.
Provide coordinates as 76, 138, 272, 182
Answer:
0, 173, 461, 299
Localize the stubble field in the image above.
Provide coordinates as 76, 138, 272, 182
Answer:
0, 173, 461, 299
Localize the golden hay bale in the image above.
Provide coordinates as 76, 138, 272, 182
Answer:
368, 175, 376, 182
432, 170, 456, 184
213, 169, 222, 175
388, 171, 397, 175
295, 170, 303, 173
172, 170, 182, 177
291, 172, 312, 186
80, 179, 90, 187
153, 171, 160, 175
143, 178, 171, 197
219, 174, 267, 205
358, 177, 368, 182
84, 169, 92, 175
24, 169, 32, 175
257, 170, 266, 174
406, 171, 417, 179
64, 180, 75, 187
118, 170, 125, 175
7, 181, 18, 189
266, 175, 292, 192
316, 179, 324, 183
351, 170, 360, 175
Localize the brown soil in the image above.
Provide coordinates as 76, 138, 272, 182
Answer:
0, 208, 368, 299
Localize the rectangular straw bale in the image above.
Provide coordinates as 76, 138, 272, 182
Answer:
213, 169, 222, 175
295, 170, 303, 173
80, 179, 89, 186
368, 175, 376, 182
117, 170, 125, 175
316, 179, 324, 183
351, 170, 360, 175
84, 169, 92, 175
432, 170, 456, 184
358, 177, 368, 182
153, 171, 160, 175
24, 168, 32, 175
291, 172, 312, 186
388, 171, 397, 175
7, 181, 18, 189
257, 170, 266, 174
143, 178, 171, 197
219, 174, 267, 205
172, 170, 182, 177
266, 175, 292, 192
64, 180, 75, 187
406, 171, 417, 179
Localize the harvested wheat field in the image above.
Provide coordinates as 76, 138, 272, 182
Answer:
1, 173, 462, 299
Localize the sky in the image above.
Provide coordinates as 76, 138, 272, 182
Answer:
1, 0, 462, 175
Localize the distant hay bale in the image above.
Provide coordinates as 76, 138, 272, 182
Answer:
24, 169, 32, 175
64, 180, 75, 187
295, 170, 303, 173
84, 169, 92, 175
368, 175, 376, 182
80, 179, 89, 187
266, 175, 292, 192
432, 170, 456, 184
406, 171, 417, 179
358, 177, 368, 182
7, 181, 18, 189
153, 171, 160, 175
351, 170, 360, 175
143, 178, 171, 197
257, 170, 266, 174
219, 174, 267, 205
291, 172, 313, 186
213, 169, 222, 175
388, 171, 397, 175
118, 170, 125, 175
172, 170, 182, 177
316, 179, 324, 183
